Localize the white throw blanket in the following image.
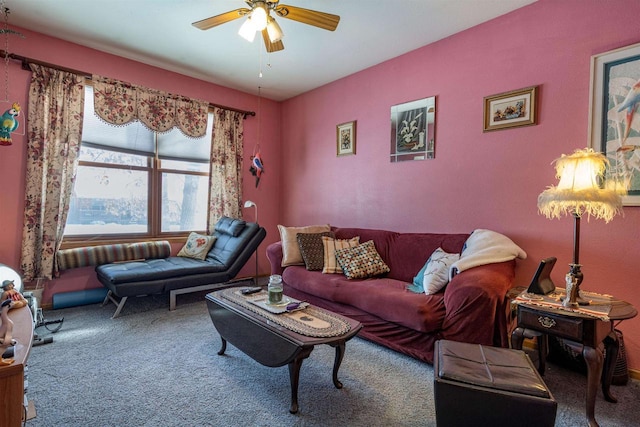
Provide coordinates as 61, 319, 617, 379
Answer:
449, 229, 527, 279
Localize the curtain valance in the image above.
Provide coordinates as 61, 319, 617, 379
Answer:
92, 75, 209, 138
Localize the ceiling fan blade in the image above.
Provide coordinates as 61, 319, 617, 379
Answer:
262, 29, 284, 53
274, 5, 340, 31
192, 8, 250, 30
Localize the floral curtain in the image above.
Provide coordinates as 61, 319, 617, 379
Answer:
92, 76, 209, 138
21, 64, 85, 281
208, 107, 245, 231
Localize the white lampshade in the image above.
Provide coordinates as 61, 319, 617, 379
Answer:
537, 148, 623, 222
266, 16, 283, 42
251, 5, 268, 31
238, 17, 257, 42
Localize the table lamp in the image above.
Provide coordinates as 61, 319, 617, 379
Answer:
537, 148, 624, 306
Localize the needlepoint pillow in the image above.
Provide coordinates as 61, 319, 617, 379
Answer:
278, 224, 331, 267
322, 236, 360, 274
297, 231, 334, 271
177, 232, 216, 260
422, 247, 460, 295
335, 240, 390, 279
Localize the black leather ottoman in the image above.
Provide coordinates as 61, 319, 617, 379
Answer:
434, 340, 556, 427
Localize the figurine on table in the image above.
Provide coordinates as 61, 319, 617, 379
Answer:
1, 279, 27, 309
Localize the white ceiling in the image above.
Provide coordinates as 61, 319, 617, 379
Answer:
8, 0, 536, 101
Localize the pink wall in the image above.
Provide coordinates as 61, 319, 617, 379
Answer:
0, 27, 283, 304
280, 0, 640, 370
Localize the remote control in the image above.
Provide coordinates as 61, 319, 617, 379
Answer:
241, 287, 262, 295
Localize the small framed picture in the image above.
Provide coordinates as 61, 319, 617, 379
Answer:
337, 120, 356, 156
483, 86, 538, 132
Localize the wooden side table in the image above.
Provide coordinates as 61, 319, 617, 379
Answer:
511, 298, 637, 427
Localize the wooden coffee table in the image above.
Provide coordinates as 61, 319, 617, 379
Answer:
205, 288, 362, 414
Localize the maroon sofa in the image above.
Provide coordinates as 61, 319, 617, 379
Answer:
266, 226, 516, 364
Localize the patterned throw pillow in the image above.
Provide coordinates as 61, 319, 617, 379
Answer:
422, 247, 460, 294
278, 224, 331, 267
177, 232, 216, 260
335, 240, 390, 279
322, 236, 360, 274
297, 231, 334, 271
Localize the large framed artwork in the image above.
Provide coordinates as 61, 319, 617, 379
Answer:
336, 120, 356, 156
483, 86, 538, 132
390, 96, 435, 162
588, 42, 640, 206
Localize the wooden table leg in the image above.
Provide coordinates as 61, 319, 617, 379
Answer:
330, 340, 346, 389
217, 337, 227, 355
511, 326, 525, 351
602, 331, 619, 403
287, 347, 313, 414
583, 344, 604, 427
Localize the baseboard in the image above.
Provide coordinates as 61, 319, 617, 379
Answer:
630, 369, 640, 380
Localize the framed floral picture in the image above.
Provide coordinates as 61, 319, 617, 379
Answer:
483, 86, 538, 132
588, 41, 640, 206
337, 120, 356, 156
390, 96, 436, 162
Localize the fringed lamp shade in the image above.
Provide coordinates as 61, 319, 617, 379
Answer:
537, 148, 623, 222
537, 148, 625, 307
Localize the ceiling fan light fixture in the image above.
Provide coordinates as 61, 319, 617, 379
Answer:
251, 4, 268, 31
266, 16, 283, 42
238, 17, 257, 42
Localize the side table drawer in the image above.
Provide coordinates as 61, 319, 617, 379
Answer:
518, 306, 583, 341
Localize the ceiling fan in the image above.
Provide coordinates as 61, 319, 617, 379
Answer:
192, 0, 340, 53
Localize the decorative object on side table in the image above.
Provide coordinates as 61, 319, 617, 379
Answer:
483, 86, 538, 132
537, 148, 624, 306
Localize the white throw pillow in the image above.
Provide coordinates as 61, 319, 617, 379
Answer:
177, 232, 216, 260
423, 248, 460, 295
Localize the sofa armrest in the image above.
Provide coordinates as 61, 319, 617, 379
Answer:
266, 241, 285, 276
441, 260, 515, 348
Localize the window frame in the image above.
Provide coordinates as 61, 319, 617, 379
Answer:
62, 115, 212, 248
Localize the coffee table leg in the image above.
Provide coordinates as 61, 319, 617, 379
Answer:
288, 348, 313, 414
218, 337, 227, 356
330, 340, 346, 389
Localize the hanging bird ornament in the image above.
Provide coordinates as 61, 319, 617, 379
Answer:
249, 150, 264, 188
0, 101, 19, 145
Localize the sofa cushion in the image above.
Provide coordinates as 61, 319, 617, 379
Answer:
335, 240, 390, 279
297, 231, 334, 271
278, 224, 331, 267
177, 232, 216, 260
322, 236, 360, 274
96, 257, 227, 285
333, 227, 468, 282
283, 266, 446, 333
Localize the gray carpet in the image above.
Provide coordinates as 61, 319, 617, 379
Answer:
24, 288, 640, 427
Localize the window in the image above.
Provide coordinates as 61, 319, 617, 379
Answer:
64, 86, 213, 240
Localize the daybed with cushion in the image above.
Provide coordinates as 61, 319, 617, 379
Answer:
56, 217, 266, 318
266, 225, 526, 364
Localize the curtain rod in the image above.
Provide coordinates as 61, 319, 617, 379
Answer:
0, 50, 255, 118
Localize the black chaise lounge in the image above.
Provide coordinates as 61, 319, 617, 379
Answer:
94, 217, 266, 318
